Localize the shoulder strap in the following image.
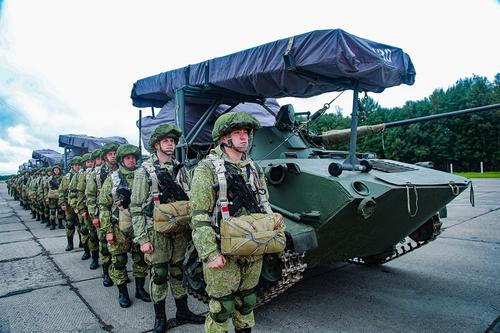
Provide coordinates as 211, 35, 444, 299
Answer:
142, 161, 160, 207
206, 155, 230, 221
248, 160, 272, 214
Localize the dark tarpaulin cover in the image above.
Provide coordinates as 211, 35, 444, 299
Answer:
131, 29, 415, 108
58, 134, 128, 152
32, 149, 63, 166
138, 99, 279, 152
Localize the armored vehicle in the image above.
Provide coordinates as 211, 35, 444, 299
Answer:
130, 29, 498, 305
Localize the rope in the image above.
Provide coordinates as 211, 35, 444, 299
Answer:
448, 182, 460, 196
406, 183, 418, 217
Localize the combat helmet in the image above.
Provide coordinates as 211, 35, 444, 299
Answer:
212, 112, 261, 141
116, 144, 141, 164
52, 164, 63, 172
81, 153, 92, 164
45, 167, 52, 173
149, 124, 182, 148
70, 156, 82, 165
91, 149, 102, 160
100, 142, 120, 158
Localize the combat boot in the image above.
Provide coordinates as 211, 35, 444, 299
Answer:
65, 235, 74, 251
102, 265, 113, 287
50, 219, 56, 230
117, 283, 131, 308
235, 329, 252, 333
153, 300, 167, 333
134, 277, 151, 302
58, 219, 64, 229
175, 295, 205, 324
81, 244, 91, 260
89, 251, 99, 270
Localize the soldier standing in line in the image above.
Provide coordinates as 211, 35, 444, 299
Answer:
47, 165, 65, 230
18, 170, 30, 209
190, 112, 283, 333
86, 143, 119, 287
130, 124, 205, 333
99, 144, 150, 308
41, 167, 52, 227
59, 156, 82, 251
28, 169, 39, 220
73, 153, 94, 262
80, 149, 102, 270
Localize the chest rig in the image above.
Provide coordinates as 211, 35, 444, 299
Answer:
111, 170, 131, 209
207, 155, 272, 226
142, 160, 188, 206
49, 175, 61, 190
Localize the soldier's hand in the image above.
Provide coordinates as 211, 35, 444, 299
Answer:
106, 232, 115, 244
140, 242, 154, 254
207, 255, 226, 269
92, 218, 100, 228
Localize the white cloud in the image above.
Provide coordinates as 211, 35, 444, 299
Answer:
0, 0, 499, 175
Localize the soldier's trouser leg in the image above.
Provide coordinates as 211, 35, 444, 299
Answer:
98, 229, 111, 266
145, 229, 174, 304
84, 217, 99, 252
78, 215, 90, 247
108, 226, 130, 286
131, 242, 148, 279
48, 199, 58, 229
65, 209, 76, 237
44, 203, 50, 223
203, 256, 263, 333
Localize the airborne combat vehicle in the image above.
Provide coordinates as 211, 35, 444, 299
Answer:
130, 29, 498, 305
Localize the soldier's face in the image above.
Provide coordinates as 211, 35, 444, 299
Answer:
122, 155, 137, 169
94, 157, 102, 166
156, 137, 176, 156
106, 151, 116, 165
53, 168, 61, 175
85, 160, 93, 169
73, 164, 81, 172
47, 171, 52, 176
223, 129, 249, 150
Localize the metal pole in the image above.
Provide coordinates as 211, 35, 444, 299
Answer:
343, 83, 360, 170
175, 89, 186, 162
138, 109, 143, 161
151, 106, 155, 118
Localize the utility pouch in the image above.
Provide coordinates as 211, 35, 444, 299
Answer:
48, 189, 59, 199
220, 212, 286, 256
153, 199, 191, 234
118, 209, 133, 233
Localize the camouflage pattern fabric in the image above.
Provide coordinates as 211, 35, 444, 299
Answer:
69, 170, 85, 242
130, 155, 192, 303
47, 174, 63, 221
99, 165, 148, 285
59, 171, 77, 237
77, 168, 98, 251
190, 146, 269, 332
85, 164, 114, 266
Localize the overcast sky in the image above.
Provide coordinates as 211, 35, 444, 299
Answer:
0, 0, 499, 175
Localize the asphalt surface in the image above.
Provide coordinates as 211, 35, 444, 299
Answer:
0, 180, 498, 333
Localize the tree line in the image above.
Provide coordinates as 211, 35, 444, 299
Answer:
309, 74, 500, 172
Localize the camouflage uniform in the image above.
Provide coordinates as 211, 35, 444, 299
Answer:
131, 124, 204, 332
59, 157, 81, 251
41, 167, 52, 226
28, 171, 39, 219
99, 144, 149, 308
191, 112, 269, 333
47, 165, 64, 230
74, 153, 94, 261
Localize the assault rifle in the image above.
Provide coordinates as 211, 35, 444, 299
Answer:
157, 166, 189, 202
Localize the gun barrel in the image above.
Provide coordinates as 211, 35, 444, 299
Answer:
385, 103, 500, 128
317, 103, 499, 145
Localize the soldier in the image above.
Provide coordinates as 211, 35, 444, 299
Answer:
28, 169, 39, 220
99, 144, 150, 308
47, 164, 65, 230
59, 156, 82, 251
86, 144, 118, 287
72, 153, 94, 261
79, 149, 102, 270
18, 170, 30, 209
41, 167, 52, 227
190, 112, 283, 333
130, 124, 205, 332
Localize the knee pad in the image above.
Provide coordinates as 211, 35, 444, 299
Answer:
236, 289, 257, 315
169, 262, 183, 282
209, 296, 235, 323
66, 220, 75, 229
152, 264, 169, 285
114, 254, 128, 270
80, 227, 89, 235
